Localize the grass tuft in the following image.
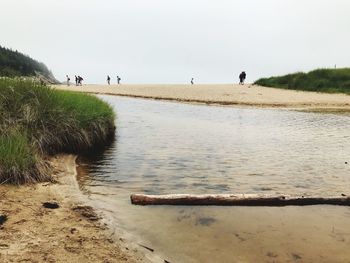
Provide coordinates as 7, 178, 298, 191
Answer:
0, 128, 51, 184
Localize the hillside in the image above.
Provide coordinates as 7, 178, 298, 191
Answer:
255, 68, 350, 95
0, 45, 58, 83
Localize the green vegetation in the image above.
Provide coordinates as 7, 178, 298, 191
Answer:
255, 68, 350, 94
0, 129, 49, 184
0, 45, 57, 82
0, 78, 115, 184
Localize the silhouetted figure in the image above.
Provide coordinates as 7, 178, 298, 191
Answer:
107, 75, 111, 85
78, 76, 83, 86
239, 71, 246, 85
75, 75, 78, 86
191, 78, 194, 85
66, 75, 70, 86
117, 76, 121, 85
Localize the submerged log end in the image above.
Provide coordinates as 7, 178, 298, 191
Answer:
130, 194, 154, 206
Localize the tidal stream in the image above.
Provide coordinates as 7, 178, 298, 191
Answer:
78, 95, 350, 262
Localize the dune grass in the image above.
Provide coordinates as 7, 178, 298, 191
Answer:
254, 68, 350, 94
0, 78, 115, 184
0, 129, 50, 184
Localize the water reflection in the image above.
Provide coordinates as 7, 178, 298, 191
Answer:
78, 96, 350, 262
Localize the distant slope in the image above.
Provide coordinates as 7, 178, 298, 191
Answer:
255, 68, 350, 95
0, 45, 58, 83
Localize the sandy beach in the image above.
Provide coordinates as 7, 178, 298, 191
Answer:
3, 0, 350, 261
55, 84, 350, 109
0, 155, 144, 263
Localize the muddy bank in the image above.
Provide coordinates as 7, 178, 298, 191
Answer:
0, 155, 143, 263
54, 84, 350, 110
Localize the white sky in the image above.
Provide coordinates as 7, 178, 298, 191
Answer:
1, 0, 350, 84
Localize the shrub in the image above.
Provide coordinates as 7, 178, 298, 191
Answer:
255, 68, 350, 94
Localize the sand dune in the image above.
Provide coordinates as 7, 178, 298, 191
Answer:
55, 84, 350, 109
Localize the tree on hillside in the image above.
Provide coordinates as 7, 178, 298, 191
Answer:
0, 45, 57, 82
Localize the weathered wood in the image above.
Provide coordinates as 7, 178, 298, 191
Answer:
130, 194, 350, 206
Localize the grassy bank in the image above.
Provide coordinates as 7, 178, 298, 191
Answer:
0, 78, 115, 184
255, 68, 350, 94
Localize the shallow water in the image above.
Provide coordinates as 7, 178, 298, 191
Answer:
78, 96, 350, 262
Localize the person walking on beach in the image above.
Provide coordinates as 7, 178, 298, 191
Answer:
239, 71, 246, 85
117, 76, 121, 85
239, 72, 243, 84
66, 75, 70, 86
75, 75, 78, 86
78, 76, 83, 86
191, 78, 194, 85
107, 75, 111, 85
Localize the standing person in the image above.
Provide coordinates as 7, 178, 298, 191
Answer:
107, 75, 111, 85
117, 76, 121, 85
75, 75, 78, 86
191, 78, 194, 85
239, 71, 246, 85
66, 75, 70, 86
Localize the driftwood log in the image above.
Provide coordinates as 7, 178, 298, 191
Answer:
130, 194, 350, 206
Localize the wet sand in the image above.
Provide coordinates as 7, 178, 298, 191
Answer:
0, 155, 144, 263
54, 84, 350, 109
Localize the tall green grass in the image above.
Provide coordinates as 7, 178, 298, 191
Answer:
254, 68, 350, 94
0, 129, 50, 184
0, 78, 115, 184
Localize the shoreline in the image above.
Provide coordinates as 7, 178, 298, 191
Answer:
54, 84, 350, 110
0, 154, 145, 263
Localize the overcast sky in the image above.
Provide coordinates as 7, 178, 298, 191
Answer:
1, 0, 350, 84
